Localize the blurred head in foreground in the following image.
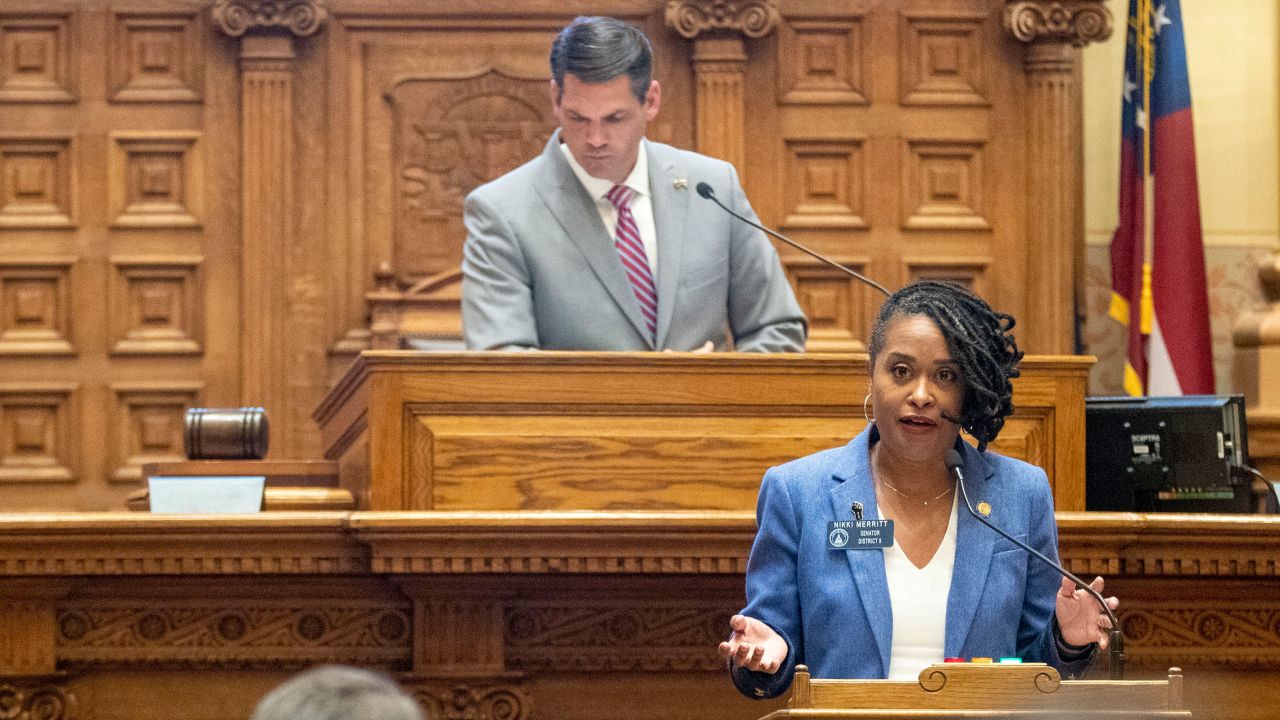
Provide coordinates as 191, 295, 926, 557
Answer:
251, 665, 423, 720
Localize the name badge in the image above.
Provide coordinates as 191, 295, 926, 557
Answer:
827, 519, 894, 550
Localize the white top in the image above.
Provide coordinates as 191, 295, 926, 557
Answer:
560, 140, 658, 277
882, 493, 959, 680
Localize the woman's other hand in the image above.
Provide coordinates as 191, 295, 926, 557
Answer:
718, 614, 788, 673
1055, 576, 1120, 648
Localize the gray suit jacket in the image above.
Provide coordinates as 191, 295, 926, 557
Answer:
461, 131, 807, 351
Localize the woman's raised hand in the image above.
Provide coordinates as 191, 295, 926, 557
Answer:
718, 614, 788, 674
1055, 576, 1120, 648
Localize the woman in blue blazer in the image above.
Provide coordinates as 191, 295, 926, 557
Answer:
720, 281, 1120, 699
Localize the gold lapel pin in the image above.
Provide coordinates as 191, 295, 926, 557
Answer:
977, 501, 992, 517
672, 178, 688, 190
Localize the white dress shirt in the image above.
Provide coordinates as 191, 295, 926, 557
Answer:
883, 493, 959, 680
560, 140, 659, 278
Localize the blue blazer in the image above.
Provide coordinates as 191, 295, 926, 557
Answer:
733, 424, 1093, 698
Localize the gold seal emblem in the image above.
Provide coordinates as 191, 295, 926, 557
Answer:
977, 501, 992, 517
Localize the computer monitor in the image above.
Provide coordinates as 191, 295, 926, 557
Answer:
1085, 394, 1251, 513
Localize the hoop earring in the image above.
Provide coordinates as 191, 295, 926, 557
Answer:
863, 394, 875, 423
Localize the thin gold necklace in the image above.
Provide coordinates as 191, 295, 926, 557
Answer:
879, 477, 954, 506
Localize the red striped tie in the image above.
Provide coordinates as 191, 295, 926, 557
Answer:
605, 184, 657, 342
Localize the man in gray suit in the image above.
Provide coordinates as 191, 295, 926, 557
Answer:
462, 16, 807, 352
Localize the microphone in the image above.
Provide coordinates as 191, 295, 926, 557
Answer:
695, 182, 891, 298
944, 449, 1125, 680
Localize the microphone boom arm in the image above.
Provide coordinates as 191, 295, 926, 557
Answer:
695, 182, 891, 297
948, 453, 1125, 680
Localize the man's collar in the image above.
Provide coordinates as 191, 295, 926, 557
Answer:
559, 139, 650, 202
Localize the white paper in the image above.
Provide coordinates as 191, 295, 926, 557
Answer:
148, 476, 265, 514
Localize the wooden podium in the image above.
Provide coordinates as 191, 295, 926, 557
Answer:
314, 352, 1092, 511
767, 663, 1191, 719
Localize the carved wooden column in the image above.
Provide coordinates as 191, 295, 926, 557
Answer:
1234, 252, 1280, 479
665, 0, 780, 174
0, 579, 74, 718
1003, 1, 1111, 354
213, 0, 327, 457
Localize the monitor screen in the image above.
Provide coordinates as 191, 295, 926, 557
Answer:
1085, 394, 1251, 513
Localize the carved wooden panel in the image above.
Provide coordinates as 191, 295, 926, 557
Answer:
778, 17, 867, 105
0, 135, 74, 227
0, 256, 74, 355
108, 9, 203, 103
388, 68, 556, 282
505, 601, 732, 673
406, 411, 850, 512
56, 601, 412, 667
0, 600, 57, 674
899, 12, 988, 106
901, 256, 991, 298
787, 259, 871, 353
0, 382, 75, 482
108, 131, 202, 228
0, 680, 73, 720
782, 138, 867, 229
108, 256, 203, 355
108, 382, 202, 482
407, 681, 531, 720
1119, 603, 1280, 669
901, 138, 989, 230
416, 600, 503, 673
0, 10, 75, 103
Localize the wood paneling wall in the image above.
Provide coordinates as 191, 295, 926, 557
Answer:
0, 0, 1110, 507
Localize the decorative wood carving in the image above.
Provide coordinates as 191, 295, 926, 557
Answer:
1002, 0, 1112, 354
56, 602, 411, 667
666, 1, 778, 175
108, 257, 203, 355
107, 132, 203, 228
108, 10, 204, 103
387, 69, 555, 283
0, 680, 74, 720
108, 382, 203, 482
1119, 604, 1280, 668
786, 259, 871, 353
406, 681, 531, 720
777, 19, 867, 106
901, 257, 991, 298
414, 600, 504, 674
899, 12, 988, 106
237, 33, 295, 460
665, 0, 780, 40
0, 257, 75, 356
782, 138, 867, 230
0, 382, 76, 483
0, 136, 74, 228
0, 514, 1271, 717
0, 11, 76, 103
505, 602, 732, 672
901, 138, 989, 230
1003, 0, 1114, 46
212, 0, 328, 38
690, 37, 747, 175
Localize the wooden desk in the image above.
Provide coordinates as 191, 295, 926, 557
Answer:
0, 512, 1276, 720
314, 352, 1093, 511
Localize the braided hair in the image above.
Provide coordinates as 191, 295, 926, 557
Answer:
868, 280, 1024, 452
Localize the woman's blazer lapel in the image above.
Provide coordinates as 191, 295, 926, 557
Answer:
944, 443, 999, 658
827, 427, 892, 677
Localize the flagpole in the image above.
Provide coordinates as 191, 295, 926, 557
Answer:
1138, 0, 1156, 393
